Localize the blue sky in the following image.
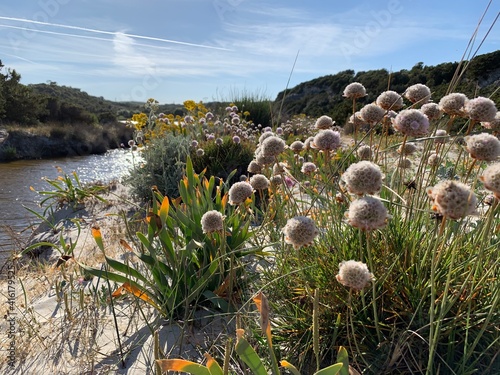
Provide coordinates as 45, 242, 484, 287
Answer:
0, 0, 498, 104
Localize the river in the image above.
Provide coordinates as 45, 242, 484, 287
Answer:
0, 149, 139, 269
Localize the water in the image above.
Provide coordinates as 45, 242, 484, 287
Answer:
0, 149, 138, 268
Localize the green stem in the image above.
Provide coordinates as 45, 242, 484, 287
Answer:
366, 232, 382, 343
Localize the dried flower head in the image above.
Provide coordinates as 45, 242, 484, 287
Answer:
336, 260, 374, 291
439, 93, 467, 116
349, 112, 366, 127
464, 133, 500, 161
270, 175, 283, 186
427, 153, 441, 167
342, 161, 383, 195
250, 174, 270, 190
357, 145, 372, 160
421, 103, 441, 120
481, 112, 500, 131
404, 83, 431, 104
247, 160, 262, 174
345, 196, 389, 230
255, 152, 275, 166
464, 97, 497, 122
392, 109, 430, 137
301, 161, 317, 174
343, 82, 367, 99
397, 142, 417, 155
290, 140, 304, 153
315, 115, 334, 129
480, 163, 500, 198
261, 136, 286, 157
426, 180, 478, 220
272, 162, 288, 175
228, 181, 254, 205
282, 216, 319, 250
376, 90, 403, 110
201, 210, 224, 234
312, 129, 341, 151
434, 129, 448, 144
398, 157, 412, 169
259, 131, 275, 144
360, 104, 386, 125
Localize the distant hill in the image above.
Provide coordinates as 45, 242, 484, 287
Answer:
275, 50, 500, 124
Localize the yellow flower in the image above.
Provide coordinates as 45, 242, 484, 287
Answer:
183, 100, 196, 112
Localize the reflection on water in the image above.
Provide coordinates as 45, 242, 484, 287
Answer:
0, 149, 139, 267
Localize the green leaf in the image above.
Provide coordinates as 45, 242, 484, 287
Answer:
314, 363, 343, 375
235, 336, 268, 375
336, 346, 349, 375
280, 360, 301, 375
205, 354, 224, 375
156, 359, 210, 375
104, 256, 151, 285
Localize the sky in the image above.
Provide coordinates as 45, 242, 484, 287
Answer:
0, 0, 498, 104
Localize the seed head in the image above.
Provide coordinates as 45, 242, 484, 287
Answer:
426, 180, 478, 220
427, 153, 441, 167
376, 90, 403, 110
336, 260, 374, 291
345, 196, 389, 230
315, 115, 334, 129
439, 93, 467, 116
464, 97, 497, 122
404, 83, 431, 104
201, 210, 225, 234
228, 181, 254, 205
360, 104, 386, 125
464, 133, 500, 161
312, 129, 341, 151
343, 82, 367, 99
250, 174, 270, 190
392, 109, 430, 137
342, 161, 383, 195
480, 163, 500, 199
282, 216, 319, 250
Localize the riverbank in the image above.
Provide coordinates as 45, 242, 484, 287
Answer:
0, 122, 134, 162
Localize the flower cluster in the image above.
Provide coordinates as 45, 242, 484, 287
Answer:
201, 210, 224, 234
343, 82, 367, 99
392, 109, 430, 137
336, 260, 374, 290
315, 115, 334, 129
312, 129, 341, 151
360, 104, 386, 125
439, 93, 467, 116
345, 196, 389, 230
282, 216, 319, 249
249, 174, 270, 190
228, 181, 254, 205
480, 163, 500, 198
342, 161, 383, 195
404, 83, 431, 104
464, 97, 497, 122
464, 133, 500, 161
376, 90, 403, 110
426, 180, 478, 219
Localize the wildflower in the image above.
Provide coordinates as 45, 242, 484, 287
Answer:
349, 112, 366, 127
421, 103, 441, 120
191, 140, 199, 148
392, 109, 430, 137
312, 129, 341, 151
196, 148, 205, 157
315, 115, 334, 129
228, 181, 253, 205
240, 175, 248, 181
304, 136, 315, 150
282, 216, 319, 250
480, 163, 500, 198
284, 176, 297, 188
404, 83, 431, 104
481, 112, 500, 131
247, 160, 262, 174
128, 140, 136, 147
290, 140, 304, 153
301, 162, 317, 174
376, 90, 403, 111
360, 104, 386, 125
205, 112, 214, 120
397, 142, 417, 155
343, 82, 367, 99
434, 129, 448, 144
357, 145, 372, 160
259, 131, 275, 144
276, 127, 284, 135
216, 138, 223, 145
438, 93, 467, 116
233, 135, 241, 144
255, 152, 275, 166
201, 210, 224, 234
427, 153, 441, 167
184, 115, 194, 124
206, 134, 215, 141
261, 136, 286, 157
426, 180, 478, 220
336, 260, 374, 291
232, 105, 238, 112
464, 97, 497, 122
273, 162, 287, 175
345, 196, 389, 230
250, 174, 270, 190
342, 161, 383, 195
398, 158, 412, 169
464, 133, 500, 161
270, 175, 283, 186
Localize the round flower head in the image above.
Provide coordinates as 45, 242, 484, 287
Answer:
397, 142, 417, 155
201, 210, 224, 234
258, 131, 275, 144
239, 175, 248, 182
480, 163, 500, 198
439, 93, 467, 116
481, 112, 500, 131
345, 196, 389, 231
434, 129, 448, 144
464, 97, 497, 122
282, 216, 319, 250
336, 260, 374, 291
247, 160, 262, 174
232, 135, 241, 144
290, 140, 304, 153
304, 136, 315, 150
360, 104, 386, 125
421, 103, 441, 120
357, 145, 372, 160
216, 138, 223, 145
343, 82, 367, 99
312, 129, 341, 151
426, 180, 478, 219
342, 161, 383, 195
427, 153, 441, 167
249, 174, 270, 190
464, 133, 500, 161
376, 90, 403, 110
255, 152, 275, 166
272, 162, 288, 175
301, 161, 317, 174
191, 140, 199, 148
261, 135, 286, 157
196, 148, 205, 157
315, 115, 334, 129
404, 83, 431, 104
228, 181, 254, 205
392, 109, 430, 137
270, 175, 283, 186
349, 112, 366, 127
398, 157, 412, 169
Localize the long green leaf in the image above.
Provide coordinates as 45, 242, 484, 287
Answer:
104, 256, 151, 285
235, 336, 268, 375
336, 346, 349, 375
314, 363, 343, 375
156, 359, 210, 375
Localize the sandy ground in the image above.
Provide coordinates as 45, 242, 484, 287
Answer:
0, 184, 235, 374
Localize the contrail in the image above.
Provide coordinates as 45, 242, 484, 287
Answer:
0, 16, 231, 51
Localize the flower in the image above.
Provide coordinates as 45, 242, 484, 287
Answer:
282, 216, 319, 250
272, 162, 288, 175
315, 115, 334, 129
376, 90, 403, 110
261, 136, 286, 157
349, 112, 366, 127
397, 142, 417, 155
398, 157, 412, 169
345, 196, 389, 230
216, 137, 223, 145
426, 180, 478, 219
290, 140, 304, 153
232, 135, 241, 144
480, 163, 500, 199
201, 210, 224, 234
259, 131, 275, 144
336, 260, 374, 291
421, 103, 441, 120
464, 133, 500, 161
249, 174, 270, 190
196, 148, 205, 157
392, 109, 430, 137
481, 112, 500, 130
255, 152, 275, 166
439, 93, 467, 116
312, 129, 341, 151
434, 129, 448, 144
228, 181, 253, 205
404, 83, 431, 104
276, 127, 284, 135
301, 162, 317, 174
359, 104, 386, 125
464, 97, 497, 122
357, 145, 372, 160
427, 153, 441, 167
342, 161, 383, 195
343, 82, 367, 99
247, 160, 262, 174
